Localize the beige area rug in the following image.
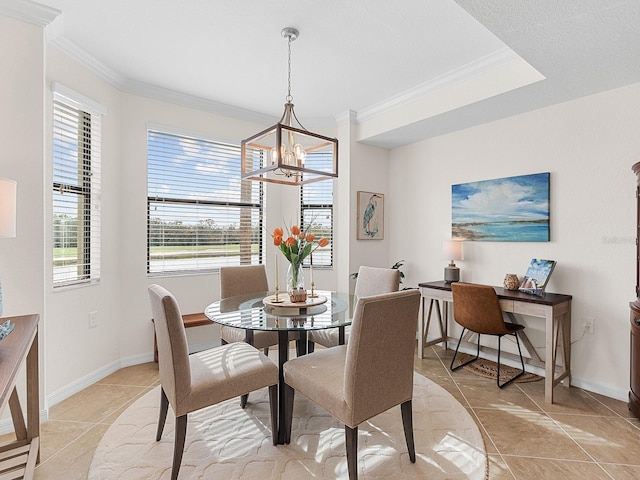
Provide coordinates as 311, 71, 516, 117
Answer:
453, 353, 542, 383
88, 373, 486, 479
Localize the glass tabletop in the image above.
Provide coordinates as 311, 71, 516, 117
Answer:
204, 290, 353, 331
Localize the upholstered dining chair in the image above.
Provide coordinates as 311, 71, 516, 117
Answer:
148, 284, 279, 480
450, 282, 526, 388
219, 265, 279, 355
219, 264, 300, 408
307, 265, 400, 352
283, 289, 421, 480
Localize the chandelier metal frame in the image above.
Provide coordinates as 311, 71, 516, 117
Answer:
241, 27, 338, 186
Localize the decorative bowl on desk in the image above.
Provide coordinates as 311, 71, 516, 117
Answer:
503, 274, 520, 290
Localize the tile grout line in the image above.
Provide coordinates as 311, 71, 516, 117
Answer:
37, 383, 157, 472
515, 383, 616, 479
429, 345, 516, 480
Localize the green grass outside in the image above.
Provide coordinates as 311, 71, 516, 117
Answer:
53, 244, 260, 264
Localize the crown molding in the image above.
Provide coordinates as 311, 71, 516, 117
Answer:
0, 0, 60, 27
357, 47, 518, 122
122, 79, 279, 126
47, 34, 127, 87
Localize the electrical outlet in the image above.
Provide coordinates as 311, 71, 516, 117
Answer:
89, 311, 98, 328
583, 317, 595, 334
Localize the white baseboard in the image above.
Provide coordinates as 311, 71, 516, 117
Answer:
451, 344, 629, 403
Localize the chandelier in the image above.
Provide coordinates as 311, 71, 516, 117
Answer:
241, 27, 338, 186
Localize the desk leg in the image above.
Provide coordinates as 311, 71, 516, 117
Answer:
8, 388, 26, 441
545, 310, 555, 404
545, 304, 573, 403
27, 328, 39, 462
277, 330, 289, 445
418, 297, 426, 358
561, 304, 572, 388
419, 298, 448, 360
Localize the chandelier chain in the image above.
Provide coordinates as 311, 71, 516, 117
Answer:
286, 35, 293, 103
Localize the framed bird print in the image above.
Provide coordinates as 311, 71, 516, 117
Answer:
357, 191, 384, 240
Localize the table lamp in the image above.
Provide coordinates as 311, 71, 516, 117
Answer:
442, 240, 463, 283
0, 178, 17, 316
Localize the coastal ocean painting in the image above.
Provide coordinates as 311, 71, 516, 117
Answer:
452, 172, 550, 242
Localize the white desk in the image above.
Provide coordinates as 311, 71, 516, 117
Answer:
418, 281, 572, 403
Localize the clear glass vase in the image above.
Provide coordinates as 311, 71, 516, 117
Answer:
286, 262, 305, 294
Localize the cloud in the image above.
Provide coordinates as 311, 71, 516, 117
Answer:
454, 179, 548, 222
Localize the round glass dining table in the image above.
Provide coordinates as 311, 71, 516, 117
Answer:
204, 290, 353, 444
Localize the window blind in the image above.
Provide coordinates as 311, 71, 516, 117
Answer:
147, 130, 263, 275
52, 94, 102, 287
301, 153, 333, 267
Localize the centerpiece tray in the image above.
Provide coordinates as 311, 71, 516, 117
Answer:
263, 294, 327, 308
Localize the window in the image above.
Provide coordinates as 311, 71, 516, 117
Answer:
147, 130, 263, 275
52, 89, 102, 287
300, 153, 333, 267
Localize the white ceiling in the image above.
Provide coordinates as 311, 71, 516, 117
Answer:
6, 0, 640, 148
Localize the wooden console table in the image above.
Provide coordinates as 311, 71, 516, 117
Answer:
418, 281, 572, 403
0, 314, 39, 479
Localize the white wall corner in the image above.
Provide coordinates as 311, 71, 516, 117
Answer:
335, 110, 358, 127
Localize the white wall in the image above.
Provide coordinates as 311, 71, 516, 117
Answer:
0, 15, 45, 316
389, 82, 640, 400
43, 45, 125, 399
0, 14, 45, 413
349, 137, 392, 278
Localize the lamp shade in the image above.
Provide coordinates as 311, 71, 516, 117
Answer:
0, 178, 16, 238
442, 240, 463, 261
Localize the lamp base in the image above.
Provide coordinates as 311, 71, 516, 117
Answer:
444, 265, 460, 283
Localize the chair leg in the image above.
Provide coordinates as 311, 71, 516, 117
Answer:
268, 384, 278, 446
263, 347, 269, 355
307, 341, 315, 353
450, 328, 481, 371
156, 387, 169, 441
496, 333, 526, 388
171, 414, 187, 480
240, 393, 249, 409
283, 383, 295, 445
345, 425, 359, 480
400, 400, 416, 463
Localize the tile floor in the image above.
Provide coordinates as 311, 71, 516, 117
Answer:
10, 346, 640, 479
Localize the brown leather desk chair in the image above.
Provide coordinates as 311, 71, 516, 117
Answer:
450, 282, 526, 388
149, 284, 278, 480
283, 289, 421, 480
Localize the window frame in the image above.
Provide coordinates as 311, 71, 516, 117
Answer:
51, 85, 104, 288
300, 176, 334, 268
146, 129, 264, 276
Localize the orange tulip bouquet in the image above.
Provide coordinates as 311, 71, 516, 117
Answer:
272, 223, 329, 300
